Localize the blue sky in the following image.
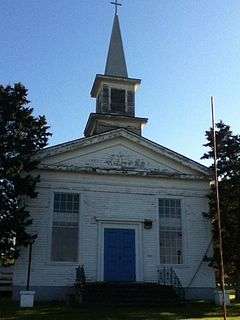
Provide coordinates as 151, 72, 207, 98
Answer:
1, 0, 240, 164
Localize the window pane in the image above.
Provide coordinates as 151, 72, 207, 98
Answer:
51, 226, 78, 262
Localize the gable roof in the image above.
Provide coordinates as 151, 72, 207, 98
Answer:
37, 129, 209, 177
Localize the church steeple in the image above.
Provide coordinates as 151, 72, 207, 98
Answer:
104, 14, 128, 78
84, 6, 148, 138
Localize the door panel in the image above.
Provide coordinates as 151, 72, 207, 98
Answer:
104, 228, 136, 282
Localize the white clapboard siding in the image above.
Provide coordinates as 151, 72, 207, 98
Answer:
13, 170, 214, 289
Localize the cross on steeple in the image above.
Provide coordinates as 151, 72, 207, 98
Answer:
110, 0, 122, 15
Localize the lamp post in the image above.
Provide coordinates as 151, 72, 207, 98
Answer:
26, 239, 35, 290
20, 237, 36, 308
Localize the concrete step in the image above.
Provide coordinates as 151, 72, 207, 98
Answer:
0, 271, 13, 292
77, 282, 182, 306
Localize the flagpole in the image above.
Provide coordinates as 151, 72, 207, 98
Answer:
211, 96, 227, 320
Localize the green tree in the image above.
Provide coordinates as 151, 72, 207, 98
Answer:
0, 83, 51, 264
202, 121, 240, 297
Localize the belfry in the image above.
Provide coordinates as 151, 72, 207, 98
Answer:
84, 10, 148, 137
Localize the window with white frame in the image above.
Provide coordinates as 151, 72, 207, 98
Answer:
159, 199, 183, 264
51, 192, 79, 262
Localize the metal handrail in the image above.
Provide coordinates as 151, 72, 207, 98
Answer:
157, 267, 185, 301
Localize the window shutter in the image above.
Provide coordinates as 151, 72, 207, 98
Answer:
127, 91, 135, 116
102, 86, 109, 113
96, 95, 101, 113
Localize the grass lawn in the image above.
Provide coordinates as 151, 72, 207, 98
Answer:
0, 299, 239, 320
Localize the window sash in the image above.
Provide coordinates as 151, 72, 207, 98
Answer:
51, 225, 78, 262
159, 198, 181, 219
51, 192, 79, 262
159, 198, 183, 264
54, 192, 79, 214
159, 227, 183, 264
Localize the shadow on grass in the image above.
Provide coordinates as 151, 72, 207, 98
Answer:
0, 299, 240, 320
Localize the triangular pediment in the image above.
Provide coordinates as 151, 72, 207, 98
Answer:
38, 129, 208, 178
42, 144, 182, 174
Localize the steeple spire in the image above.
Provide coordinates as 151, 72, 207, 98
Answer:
86, 3, 148, 138
104, 13, 128, 78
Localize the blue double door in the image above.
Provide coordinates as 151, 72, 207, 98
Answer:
104, 228, 136, 282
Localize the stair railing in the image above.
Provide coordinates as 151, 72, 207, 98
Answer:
157, 267, 185, 301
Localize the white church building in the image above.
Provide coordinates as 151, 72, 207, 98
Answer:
12, 11, 216, 301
